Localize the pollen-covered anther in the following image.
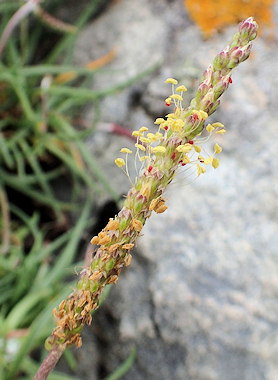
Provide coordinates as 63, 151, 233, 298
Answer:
140, 183, 152, 199
147, 133, 158, 142
194, 145, 201, 153
140, 137, 151, 144
98, 234, 111, 245
120, 148, 132, 154
199, 110, 209, 119
150, 197, 167, 214
89, 270, 103, 282
152, 146, 166, 154
214, 143, 222, 154
154, 118, 165, 125
165, 97, 172, 106
105, 218, 120, 231
107, 275, 118, 284
176, 85, 187, 92
212, 122, 224, 128
139, 126, 149, 133
132, 131, 141, 137
90, 236, 99, 245
124, 253, 132, 266
165, 78, 178, 84
155, 203, 168, 214
216, 129, 226, 134
212, 158, 220, 168
172, 119, 185, 132
122, 243, 134, 250
108, 243, 120, 253
135, 143, 146, 151
131, 218, 143, 232
206, 124, 215, 132
197, 164, 206, 176
139, 155, 149, 161
204, 156, 213, 165
176, 144, 192, 153
149, 197, 160, 211
170, 94, 183, 101
182, 155, 190, 164
115, 158, 125, 167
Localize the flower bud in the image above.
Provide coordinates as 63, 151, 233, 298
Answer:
213, 50, 230, 70
239, 17, 258, 42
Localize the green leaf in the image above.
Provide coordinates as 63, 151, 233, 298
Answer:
103, 346, 137, 380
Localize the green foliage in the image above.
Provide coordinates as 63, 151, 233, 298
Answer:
0, 0, 135, 378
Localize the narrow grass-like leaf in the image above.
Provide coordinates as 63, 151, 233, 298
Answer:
7, 286, 74, 378
43, 197, 92, 287
103, 347, 137, 380
6, 289, 52, 330
46, 0, 103, 64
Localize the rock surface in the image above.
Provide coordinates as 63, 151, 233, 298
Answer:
74, 1, 278, 379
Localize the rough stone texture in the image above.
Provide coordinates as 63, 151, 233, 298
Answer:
74, 1, 278, 379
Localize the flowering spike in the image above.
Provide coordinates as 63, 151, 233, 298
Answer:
44, 19, 257, 360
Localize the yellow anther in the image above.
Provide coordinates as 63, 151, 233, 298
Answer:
214, 143, 222, 154
176, 144, 192, 153
174, 108, 182, 117
197, 164, 206, 176
165, 78, 178, 84
139, 156, 149, 161
105, 219, 120, 231
147, 133, 157, 141
122, 243, 134, 250
194, 145, 201, 153
140, 137, 151, 144
212, 122, 225, 128
182, 155, 190, 164
139, 126, 148, 133
90, 236, 99, 245
155, 132, 163, 139
152, 146, 166, 153
131, 219, 143, 232
170, 94, 183, 101
154, 118, 165, 125
132, 131, 141, 137
206, 124, 215, 132
216, 129, 226, 134
115, 158, 125, 167
120, 148, 132, 154
135, 143, 146, 151
166, 113, 175, 118
171, 119, 185, 132
212, 158, 220, 168
165, 97, 172, 105
176, 85, 187, 92
204, 156, 213, 165
199, 110, 208, 119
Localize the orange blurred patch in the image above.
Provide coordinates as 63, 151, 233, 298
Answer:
184, 0, 275, 37
55, 49, 116, 84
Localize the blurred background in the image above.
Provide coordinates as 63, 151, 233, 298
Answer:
0, 0, 277, 379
